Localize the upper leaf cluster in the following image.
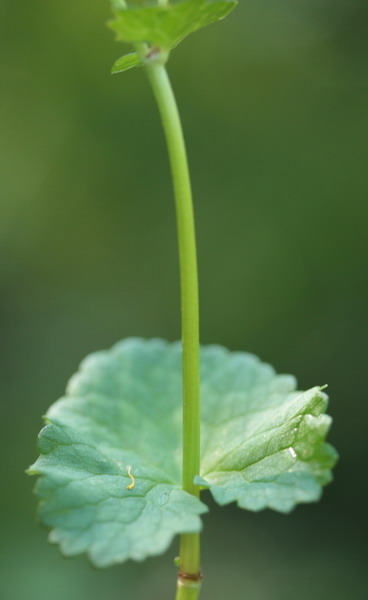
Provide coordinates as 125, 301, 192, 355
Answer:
107, 0, 237, 73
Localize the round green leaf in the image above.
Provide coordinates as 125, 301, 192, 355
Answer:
28, 339, 337, 567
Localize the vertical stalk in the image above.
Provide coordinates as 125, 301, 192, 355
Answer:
144, 62, 201, 599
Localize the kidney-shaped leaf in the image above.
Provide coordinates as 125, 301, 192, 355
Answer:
28, 339, 337, 567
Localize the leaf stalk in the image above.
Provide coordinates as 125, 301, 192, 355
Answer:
144, 61, 201, 599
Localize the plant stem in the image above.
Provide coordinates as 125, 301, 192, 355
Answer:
144, 62, 201, 599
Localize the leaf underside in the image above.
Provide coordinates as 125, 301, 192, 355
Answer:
29, 338, 337, 567
108, 0, 238, 51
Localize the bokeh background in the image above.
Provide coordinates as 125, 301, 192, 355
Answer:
1, 0, 367, 598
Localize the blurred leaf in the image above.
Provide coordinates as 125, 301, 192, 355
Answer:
111, 52, 141, 73
111, 0, 127, 8
28, 339, 336, 567
107, 0, 238, 51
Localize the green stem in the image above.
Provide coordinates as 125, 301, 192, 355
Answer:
144, 62, 201, 599
175, 579, 202, 600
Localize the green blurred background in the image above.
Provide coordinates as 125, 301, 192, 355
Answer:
1, 0, 367, 598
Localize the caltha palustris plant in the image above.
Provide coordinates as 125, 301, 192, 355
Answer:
27, 2, 338, 598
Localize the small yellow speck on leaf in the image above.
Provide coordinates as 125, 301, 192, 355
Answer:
127, 465, 135, 490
